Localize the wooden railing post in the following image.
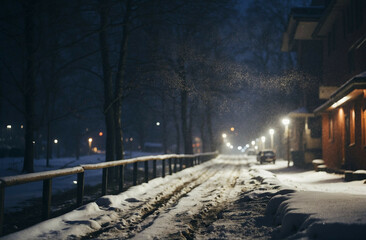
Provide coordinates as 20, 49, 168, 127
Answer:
42, 179, 52, 220
153, 160, 157, 179
77, 172, 84, 207
180, 158, 183, 171
169, 158, 172, 175
119, 165, 124, 192
144, 161, 149, 183
133, 162, 137, 186
174, 158, 177, 173
0, 182, 4, 236
102, 168, 108, 195
162, 159, 165, 178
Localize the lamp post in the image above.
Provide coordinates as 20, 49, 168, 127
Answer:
54, 139, 59, 158
88, 138, 93, 155
269, 128, 274, 150
282, 118, 290, 167
261, 136, 266, 150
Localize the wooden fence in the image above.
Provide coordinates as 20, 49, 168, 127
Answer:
0, 152, 218, 236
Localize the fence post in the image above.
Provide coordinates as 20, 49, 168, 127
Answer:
42, 179, 52, 220
180, 158, 183, 171
153, 160, 157, 179
102, 168, 108, 195
174, 158, 177, 173
169, 158, 172, 175
0, 182, 4, 236
133, 162, 137, 186
77, 172, 84, 207
144, 161, 149, 183
119, 165, 124, 192
162, 159, 165, 178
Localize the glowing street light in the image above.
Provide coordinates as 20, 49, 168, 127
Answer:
269, 128, 275, 149
251, 140, 255, 146
222, 133, 227, 138
6, 125, 11, 129
282, 118, 291, 167
88, 138, 93, 154
156, 122, 160, 126
54, 139, 58, 144
261, 136, 266, 150
230, 127, 235, 132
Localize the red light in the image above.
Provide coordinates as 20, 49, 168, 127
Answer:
99, 132, 103, 136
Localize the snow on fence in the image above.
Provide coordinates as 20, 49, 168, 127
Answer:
0, 152, 218, 236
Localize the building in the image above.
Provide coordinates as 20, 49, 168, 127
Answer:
281, 1, 325, 167
313, 0, 366, 170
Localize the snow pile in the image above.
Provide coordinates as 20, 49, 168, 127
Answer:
250, 162, 366, 239
266, 191, 366, 239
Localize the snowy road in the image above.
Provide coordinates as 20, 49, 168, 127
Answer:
84, 155, 277, 239
4, 154, 366, 240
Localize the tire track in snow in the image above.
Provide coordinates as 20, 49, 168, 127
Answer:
131, 156, 250, 239
83, 158, 227, 239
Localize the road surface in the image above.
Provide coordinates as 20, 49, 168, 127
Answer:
83, 155, 279, 239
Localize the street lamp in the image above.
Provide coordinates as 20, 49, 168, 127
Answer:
269, 128, 274, 150
282, 118, 290, 167
251, 140, 255, 146
222, 133, 227, 139
261, 136, 266, 150
54, 139, 59, 158
88, 138, 93, 155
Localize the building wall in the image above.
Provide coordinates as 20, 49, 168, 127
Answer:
322, 93, 366, 170
322, 0, 366, 86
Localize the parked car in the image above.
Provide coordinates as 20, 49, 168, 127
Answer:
257, 150, 276, 164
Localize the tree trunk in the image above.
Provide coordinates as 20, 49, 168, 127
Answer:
114, 0, 132, 161
22, 0, 37, 173
99, 0, 116, 163
173, 96, 180, 154
205, 99, 215, 152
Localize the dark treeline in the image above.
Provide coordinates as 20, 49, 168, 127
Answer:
0, 0, 310, 173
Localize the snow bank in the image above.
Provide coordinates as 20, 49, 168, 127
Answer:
266, 191, 366, 239
250, 162, 366, 239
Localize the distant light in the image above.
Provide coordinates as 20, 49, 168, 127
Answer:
251, 141, 255, 146
226, 142, 231, 147
88, 138, 93, 143
130, 137, 133, 141
6, 125, 11, 129
99, 132, 103, 136
222, 133, 227, 138
246, 144, 250, 148
261, 136, 266, 143
73, 181, 77, 184
269, 129, 275, 135
33, 141, 35, 144
282, 118, 290, 126
230, 127, 235, 132
254, 146, 258, 150
54, 139, 58, 144
20, 125, 24, 129
238, 146, 242, 150
156, 122, 160, 126
230, 145, 234, 149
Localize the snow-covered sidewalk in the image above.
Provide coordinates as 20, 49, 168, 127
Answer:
2, 155, 366, 239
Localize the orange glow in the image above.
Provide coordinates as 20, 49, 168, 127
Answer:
230, 127, 235, 132
99, 132, 103, 136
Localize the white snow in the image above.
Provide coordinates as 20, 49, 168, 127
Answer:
1, 154, 366, 239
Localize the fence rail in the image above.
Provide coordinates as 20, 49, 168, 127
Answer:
0, 152, 218, 236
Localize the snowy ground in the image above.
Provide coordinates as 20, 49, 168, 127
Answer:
2, 154, 366, 239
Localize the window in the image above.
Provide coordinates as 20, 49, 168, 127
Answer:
350, 107, 355, 145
